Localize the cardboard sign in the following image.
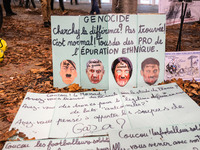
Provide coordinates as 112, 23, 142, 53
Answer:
51, 14, 166, 89
109, 123, 200, 150
3, 136, 110, 150
79, 15, 109, 89
108, 14, 138, 89
49, 90, 131, 138
9, 92, 57, 139
120, 83, 200, 129
165, 51, 200, 82
10, 83, 200, 140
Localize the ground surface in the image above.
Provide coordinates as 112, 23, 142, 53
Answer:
0, 4, 200, 149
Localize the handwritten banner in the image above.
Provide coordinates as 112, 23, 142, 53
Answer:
86, 90, 131, 135
9, 92, 57, 139
3, 136, 110, 150
109, 123, 200, 150
5, 123, 200, 150
108, 15, 138, 89
51, 14, 166, 89
120, 83, 200, 128
49, 90, 131, 138
9, 83, 200, 140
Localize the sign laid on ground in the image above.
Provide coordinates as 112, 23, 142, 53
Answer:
165, 51, 200, 82
9, 83, 200, 140
51, 14, 166, 89
3, 122, 200, 150
9, 92, 56, 139
49, 90, 132, 139
109, 123, 200, 150
3, 136, 110, 150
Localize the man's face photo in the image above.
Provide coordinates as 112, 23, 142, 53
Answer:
60, 60, 77, 85
86, 60, 105, 84
114, 61, 130, 87
141, 64, 160, 85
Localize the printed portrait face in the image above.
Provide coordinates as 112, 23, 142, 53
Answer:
60, 60, 77, 85
114, 61, 130, 87
112, 57, 132, 87
141, 63, 160, 85
86, 59, 105, 84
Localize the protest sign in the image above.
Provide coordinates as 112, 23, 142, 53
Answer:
9, 92, 57, 139
51, 14, 166, 89
79, 15, 109, 89
109, 123, 200, 150
9, 83, 200, 140
120, 83, 200, 129
3, 136, 110, 150
86, 90, 132, 135
49, 90, 131, 138
51, 16, 80, 88
159, 0, 200, 26
137, 14, 166, 87
165, 51, 200, 82
108, 14, 138, 89
49, 92, 90, 138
